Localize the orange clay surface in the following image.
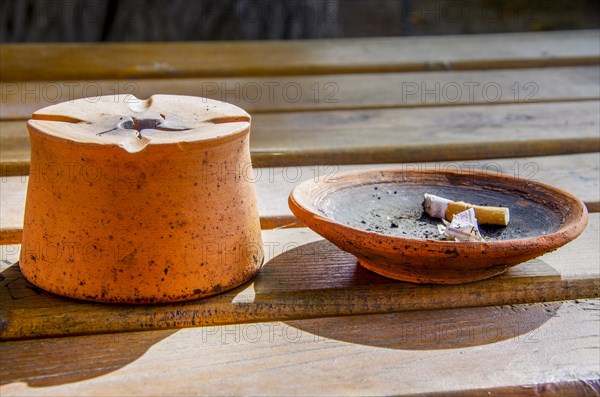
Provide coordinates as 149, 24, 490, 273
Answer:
289, 168, 588, 284
20, 95, 263, 303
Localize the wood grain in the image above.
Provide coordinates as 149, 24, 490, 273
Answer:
255, 153, 600, 229
2, 153, 598, 244
2, 30, 599, 81
249, 100, 600, 166
0, 300, 598, 395
0, 174, 25, 244
2, 101, 599, 174
1, 66, 599, 119
0, 214, 598, 340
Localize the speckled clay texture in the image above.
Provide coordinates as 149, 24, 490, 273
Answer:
289, 168, 588, 284
20, 95, 264, 303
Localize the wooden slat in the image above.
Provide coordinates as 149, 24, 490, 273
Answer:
255, 153, 600, 228
0, 300, 598, 395
2, 101, 599, 174
425, 381, 600, 397
1, 66, 599, 119
2, 153, 598, 244
0, 172, 23, 243
1, 214, 598, 340
249, 100, 600, 166
2, 31, 599, 81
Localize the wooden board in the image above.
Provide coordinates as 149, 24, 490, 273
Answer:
255, 153, 600, 227
2, 153, 598, 244
1, 299, 598, 395
2, 100, 599, 174
0, 214, 598, 340
249, 100, 600, 166
2, 30, 599, 81
1, 66, 599, 119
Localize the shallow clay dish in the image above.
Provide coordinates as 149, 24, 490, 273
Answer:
288, 169, 588, 284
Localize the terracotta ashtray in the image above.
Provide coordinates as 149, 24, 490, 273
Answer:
289, 168, 588, 284
20, 95, 263, 303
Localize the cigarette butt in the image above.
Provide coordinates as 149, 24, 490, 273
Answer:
447, 201, 509, 226
424, 193, 509, 226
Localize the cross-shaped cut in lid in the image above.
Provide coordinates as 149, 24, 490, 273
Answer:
28, 94, 251, 153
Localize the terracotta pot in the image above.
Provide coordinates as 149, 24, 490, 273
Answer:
20, 95, 264, 303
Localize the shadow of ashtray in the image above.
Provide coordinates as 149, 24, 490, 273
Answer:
284, 301, 562, 350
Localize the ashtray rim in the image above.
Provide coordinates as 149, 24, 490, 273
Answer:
288, 167, 588, 251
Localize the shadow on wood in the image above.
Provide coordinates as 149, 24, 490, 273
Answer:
251, 239, 562, 349
1, 232, 596, 341
0, 327, 177, 387
284, 301, 562, 350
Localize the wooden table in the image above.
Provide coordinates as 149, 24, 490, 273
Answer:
1, 30, 599, 395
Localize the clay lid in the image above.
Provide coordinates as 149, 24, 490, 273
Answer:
28, 95, 251, 153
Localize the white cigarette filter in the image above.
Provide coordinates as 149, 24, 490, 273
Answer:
423, 193, 510, 226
